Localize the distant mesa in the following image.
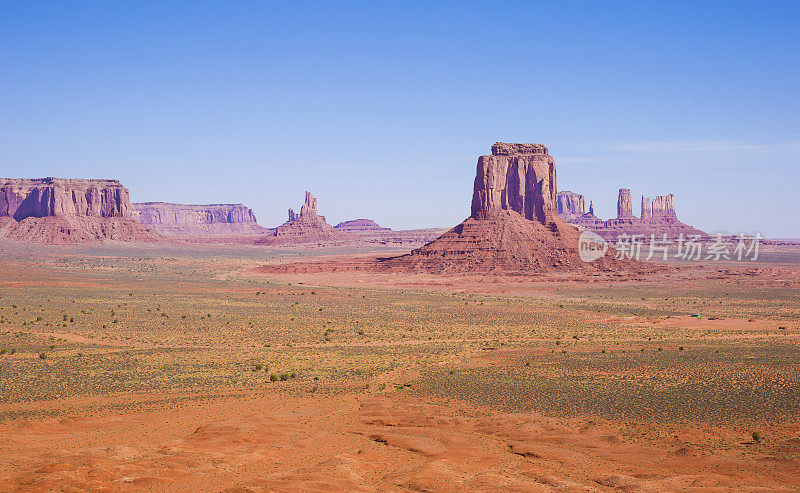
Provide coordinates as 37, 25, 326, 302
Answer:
557, 188, 705, 240
131, 202, 268, 236
373, 142, 641, 274
334, 218, 390, 233
0, 178, 161, 244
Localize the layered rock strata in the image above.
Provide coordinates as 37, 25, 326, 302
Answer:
374, 143, 638, 274
132, 202, 267, 236
0, 178, 160, 244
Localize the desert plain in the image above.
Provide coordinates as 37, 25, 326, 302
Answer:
0, 240, 798, 492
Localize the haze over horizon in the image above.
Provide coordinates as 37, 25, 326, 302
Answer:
1, 1, 798, 237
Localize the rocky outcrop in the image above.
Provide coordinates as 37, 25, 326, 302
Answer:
0, 178, 160, 244
558, 188, 705, 240
131, 202, 267, 236
374, 143, 641, 274
335, 219, 390, 233
557, 191, 585, 218
1, 178, 131, 220
259, 192, 342, 245
617, 189, 633, 219
641, 196, 652, 221
652, 194, 677, 222
471, 143, 557, 224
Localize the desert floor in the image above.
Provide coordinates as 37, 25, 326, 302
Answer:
0, 241, 799, 492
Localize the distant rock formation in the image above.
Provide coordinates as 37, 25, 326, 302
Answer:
334, 218, 390, 233
374, 143, 638, 274
259, 192, 342, 245
641, 196, 651, 221
131, 202, 267, 236
652, 194, 678, 222
557, 191, 585, 219
617, 188, 633, 219
559, 187, 705, 240
0, 178, 160, 244
1, 178, 131, 219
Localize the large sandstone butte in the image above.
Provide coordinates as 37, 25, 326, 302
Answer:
560, 187, 705, 240
557, 191, 585, 220
132, 202, 267, 236
258, 192, 342, 245
375, 143, 633, 274
0, 178, 160, 244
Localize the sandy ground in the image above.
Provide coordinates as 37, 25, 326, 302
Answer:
0, 245, 798, 491
3, 387, 799, 492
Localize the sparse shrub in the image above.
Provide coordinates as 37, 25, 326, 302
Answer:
0, 348, 5, 355
658, 347, 663, 352
280, 373, 290, 381
752, 431, 761, 442
36, 316, 42, 322
39, 352, 47, 359
9, 348, 15, 354
358, 330, 365, 335
270, 374, 278, 382
679, 346, 684, 351
254, 363, 264, 371
290, 372, 297, 379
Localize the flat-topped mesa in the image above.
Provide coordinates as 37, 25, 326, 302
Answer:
132, 203, 258, 226
641, 196, 652, 221
1, 177, 131, 220
0, 177, 162, 244
652, 194, 677, 222
617, 188, 633, 219
334, 218, 390, 233
557, 191, 585, 217
471, 142, 557, 224
130, 202, 265, 236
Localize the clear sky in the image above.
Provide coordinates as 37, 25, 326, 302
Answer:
1, 1, 798, 237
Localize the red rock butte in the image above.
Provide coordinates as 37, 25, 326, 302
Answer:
257, 191, 343, 245
557, 188, 705, 240
373, 142, 642, 274
0, 177, 161, 244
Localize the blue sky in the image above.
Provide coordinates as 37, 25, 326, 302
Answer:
1, 1, 798, 236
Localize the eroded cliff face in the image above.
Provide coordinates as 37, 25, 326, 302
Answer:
375, 142, 639, 274
0, 178, 161, 244
471, 143, 557, 224
131, 202, 264, 236
132, 203, 257, 226
651, 194, 677, 222
261, 192, 341, 244
557, 191, 585, 217
559, 188, 704, 240
617, 189, 633, 219
0, 178, 131, 220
